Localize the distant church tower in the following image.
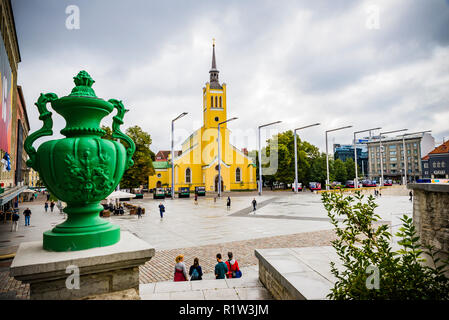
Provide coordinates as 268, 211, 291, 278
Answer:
203, 39, 227, 129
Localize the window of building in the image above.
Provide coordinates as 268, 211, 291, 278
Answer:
389, 145, 396, 150
390, 151, 396, 156
211, 96, 214, 107
390, 157, 397, 162
157, 173, 161, 178
442, 162, 446, 168
219, 96, 222, 108
424, 163, 428, 168
437, 162, 441, 168
433, 162, 436, 168
235, 168, 241, 182
185, 168, 191, 183
215, 96, 218, 108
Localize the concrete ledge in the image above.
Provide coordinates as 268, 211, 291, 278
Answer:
408, 183, 449, 193
255, 247, 337, 300
10, 231, 155, 300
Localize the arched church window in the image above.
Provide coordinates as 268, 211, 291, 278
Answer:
186, 168, 191, 183
235, 168, 241, 182
215, 96, 218, 108
219, 96, 222, 108
211, 96, 214, 108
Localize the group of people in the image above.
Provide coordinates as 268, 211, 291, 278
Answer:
10, 207, 31, 231
44, 201, 56, 212
173, 252, 241, 282
193, 196, 258, 213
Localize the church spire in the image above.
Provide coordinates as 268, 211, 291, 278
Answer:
211, 38, 217, 70
209, 38, 221, 89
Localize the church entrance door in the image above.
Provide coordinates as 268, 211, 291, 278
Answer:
214, 175, 224, 192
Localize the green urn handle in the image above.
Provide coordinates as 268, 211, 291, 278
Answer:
108, 99, 136, 169
24, 93, 59, 170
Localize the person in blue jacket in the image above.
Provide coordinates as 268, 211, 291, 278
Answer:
159, 202, 165, 219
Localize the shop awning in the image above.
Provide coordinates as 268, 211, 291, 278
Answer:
0, 185, 28, 206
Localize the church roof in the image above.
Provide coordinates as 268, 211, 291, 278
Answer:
153, 161, 170, 169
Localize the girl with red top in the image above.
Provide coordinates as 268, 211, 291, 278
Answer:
225, 252, 241, 278
174, 254, 188, 281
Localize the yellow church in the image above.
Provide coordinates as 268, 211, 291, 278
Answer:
148, 41, 257, 193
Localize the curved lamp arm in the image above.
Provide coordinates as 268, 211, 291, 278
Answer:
24, 93, 58, 170
108, 99, 136, 169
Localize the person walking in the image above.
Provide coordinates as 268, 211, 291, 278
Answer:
173, 255, 188, 282
137, 206, 142, 219
225, 252, 242, 279
23, 208, 31, 226
226, 196, 231, 210
409, 191, 413, 202
44, 201, 49, 212
50, 201, 55, 212
11, 211, 19, 232
46, 193, 50, 201
194, 194, 198, 205
159, 202, 165, 219
214, 253, 228, 279
252, 198, 257, 212
189, 257, 203, 281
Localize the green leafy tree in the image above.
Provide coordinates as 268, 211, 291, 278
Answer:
101, 125, 155, 188
344, 157, 357, 181
322, 191, 449, 299
333, 159, 347, 183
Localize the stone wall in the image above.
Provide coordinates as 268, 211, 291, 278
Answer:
408, 184, 449, 271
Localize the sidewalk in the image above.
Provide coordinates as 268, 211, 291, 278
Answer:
140, 265, 273, 300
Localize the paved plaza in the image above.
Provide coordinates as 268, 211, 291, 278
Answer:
0, 190, 412, 299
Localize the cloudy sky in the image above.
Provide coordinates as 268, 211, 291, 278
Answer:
11, 0, 449, 154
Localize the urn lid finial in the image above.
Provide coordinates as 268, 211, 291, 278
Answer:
70, 70, 97, 97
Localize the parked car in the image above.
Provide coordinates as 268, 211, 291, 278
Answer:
292, 183, 303, 192
345, 180, 355, 188
309, 182, 321, 191
362, 180, 376, 187
195, 186, 206, 196
330, 181, 342, 189
164, 187, 172, 198
153, 188, 165, 199
178, 187, 190, 198
383, 179, 393, 186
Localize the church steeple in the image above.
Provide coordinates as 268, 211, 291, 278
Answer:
209, 39, 222, 89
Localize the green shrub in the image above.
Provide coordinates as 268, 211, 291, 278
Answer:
322, 191, 449, 300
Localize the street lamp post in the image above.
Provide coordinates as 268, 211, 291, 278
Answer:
171, 112, 188, 199
217, 117, 238, 197
379, 129, 408, 186
353, 127, 381, 188
401, 130, 431, 185
294, 123, 320, 193
258, 121, 282, 195
325, 125, 353, 191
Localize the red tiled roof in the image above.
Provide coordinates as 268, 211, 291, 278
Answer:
429, 140, 449, 155
155, 150, 170, 161
155, 150, 182, 161
422, 155, 429, 160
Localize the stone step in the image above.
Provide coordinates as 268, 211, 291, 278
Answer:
139, 266, 273, 300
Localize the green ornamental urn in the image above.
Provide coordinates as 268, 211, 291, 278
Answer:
24, 71, 135, 251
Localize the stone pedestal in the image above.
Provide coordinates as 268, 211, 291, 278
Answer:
10, 231, 154, 300
408, 183, 449, 275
